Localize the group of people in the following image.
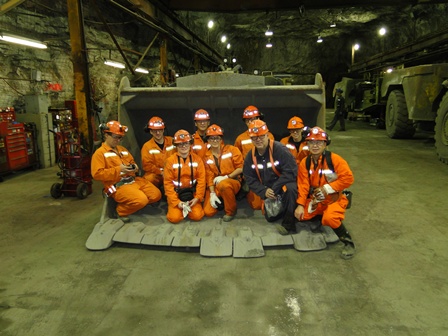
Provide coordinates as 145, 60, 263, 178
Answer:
91, 106, 356, 259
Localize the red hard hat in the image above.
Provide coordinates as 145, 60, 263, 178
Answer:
287, 116, 305, 129
104, 121, 128, 136
173, 129, 192, 144
248, 120, 269, 137
243, 105, 261, 119
305, 127, 329, 142
194, 109, 210, 121
206, 124, 224, 137
147, 116, 165, 130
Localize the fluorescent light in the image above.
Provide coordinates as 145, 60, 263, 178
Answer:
266, 41, 273, 48
208, 20, 214, 29
226, 43, 231, 49
104, 59, 125, 69
135, 67, 149, 74
265, 25, 273, 36
330, 23, 336, 28
221, 35, 227, 43
317, 36, 323, 43
0, 33, 47, 49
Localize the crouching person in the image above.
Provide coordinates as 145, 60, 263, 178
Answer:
294, 127, 355, 259
203, 124, 243, 222
164, 130, 206, 223
242, 120, 298, 235
91, 121, 162, 222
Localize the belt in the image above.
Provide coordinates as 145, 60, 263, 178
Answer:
115, 176, 135, 188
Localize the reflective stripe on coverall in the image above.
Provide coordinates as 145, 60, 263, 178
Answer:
203, 144, 243, 217
141, 136, 175, 187
296, 151, 354, 228
192, 131, 210, 159
91, 142, 161, 216
163, 151, 206, 223
280, 136, 310, 166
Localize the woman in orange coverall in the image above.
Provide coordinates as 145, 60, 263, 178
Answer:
294, 126, 356, 259
91, 121, 161, 219
280, 116, 310, 166
141, 116, 175, 188
163, 130, 206, 223
203, 124, 243, 222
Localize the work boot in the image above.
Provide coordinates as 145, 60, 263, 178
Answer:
333, 223, 355, 259
281, 213, 297, 234
275, 224, 289, 236
118, 216, 130, 223
223, 214, 234, 222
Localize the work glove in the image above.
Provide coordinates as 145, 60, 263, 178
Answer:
209, 192, 222, 209
213, 175, 228, 185
182, 202, 192, 218
313, 184, 336, 201
308, 197, 320, 214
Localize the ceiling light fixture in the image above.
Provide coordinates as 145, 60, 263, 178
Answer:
316, 36, 323, 43
266, 39, 273, 48
0, 33, 47, 49
232, 57, 237, 63
226, 43, 231, 49
330, 23, 336, 28
265, 25, 273, 37
135, 67, 149, 74
104, 59, 125, 69
221, 35, 227, 43
207, 20, 214, 29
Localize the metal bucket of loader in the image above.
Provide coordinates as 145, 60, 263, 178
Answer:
118, 72, 326, 164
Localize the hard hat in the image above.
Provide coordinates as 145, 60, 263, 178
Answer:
173, 129, 192, 144
103, 121, 128, 136
248, 120, 269, 137
243, 105, 261, 119
194, 109, 210, 121
287, 116, 305, 129
147, 116, 165, 130
206, 124, 224, 137
305, 126, 330, 143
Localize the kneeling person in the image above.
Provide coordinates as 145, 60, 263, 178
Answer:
203, 124, 243, 222
294, 127, 355, 259
164, 130, 206, 223
242, 120, 298, 234
91, 121, 162, 221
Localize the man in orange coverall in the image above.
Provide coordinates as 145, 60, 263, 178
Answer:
141, 116, 175, 189
280, 116, 309, 166
203, 124, 244, 222
294, 126, 356, 259
91, 120, 161, 221
164, 130, 206, 223
234, 105, 274, 209
192, 109, 211, 159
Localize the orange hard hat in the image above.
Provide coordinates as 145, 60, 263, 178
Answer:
147, 116, 165, 130
173, 129, 192, 144
206, 124, 224, 137
248, 120, 269, 137
103, 121, 128, 136
194, 109, 210, 121
287, 116, 305, 129
243, 105, 261, 119
305, 127, 329, 142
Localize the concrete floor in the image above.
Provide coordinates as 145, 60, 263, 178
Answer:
1, 114, 448, 336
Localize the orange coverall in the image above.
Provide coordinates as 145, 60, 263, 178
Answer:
296, 152, 354, 228
280, 136, 310, 166
192, 131, 210, 159
141, 136, 175, 187
203, 144, 243, 217
91, 142, 161, 216
234, 130, 275, 209
163, 151, 206, 223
